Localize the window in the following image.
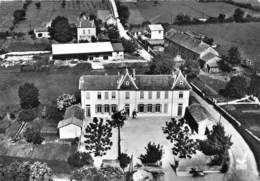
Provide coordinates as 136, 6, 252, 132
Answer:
105, 92, 109, 99
97, 92, 102, 99
104, 104, 110, 112
83, 29, 86, 34
179, 91, 183, 99
179, 81, 184, 85
89, 57, 93, 60
165, 91, 169, 99
155, 104, 161, 112
103, 56, 108, 60
86, 92, 90, 99
138, 104, 144, 112
125, 92, 130, 99
164, 103, 168, 113
112, 92, 116, 99
96, 104, 102, 113
88, 29, 91, 34
125, 81, 129, 86
156, 91, 160, 99
148, 91, 152, 99
178, 103, 183, 116
111, 104, 117, 112
148, 104, 153, 112
140, 91, 144, 99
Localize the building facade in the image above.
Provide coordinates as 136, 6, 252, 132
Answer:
79, 69, 191, 119
77, 19, 96, 42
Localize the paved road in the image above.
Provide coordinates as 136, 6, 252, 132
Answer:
192, 91, 259, 181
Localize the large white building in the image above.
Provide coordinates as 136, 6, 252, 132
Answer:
77, 19, 96, 43
79, 69, 191, 118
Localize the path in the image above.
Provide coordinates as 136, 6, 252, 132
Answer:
192, 91, 259, 181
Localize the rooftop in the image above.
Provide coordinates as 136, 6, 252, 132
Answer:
187, 103, 211, 123
148, 24, 164, 31
57, 117, 83, 129
112, 43, 124, 52
52, 42, 114, 55
78, 19, 95, 28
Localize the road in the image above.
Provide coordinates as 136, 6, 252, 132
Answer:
192, 91, 259, 181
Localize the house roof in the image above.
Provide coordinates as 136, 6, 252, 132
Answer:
148, 24, 164, 31
97, 10, 111, 22
79, 69, 191, 90
187, 103, 211, 123
201, 52, 220, 62
112, 43, 124, 52
146, 39, 164, 45
165, 29, 212, 55
64, 105, 84, 120
78, 19, 95, 28
52, 42, 114, 55
57, 117, 83, 129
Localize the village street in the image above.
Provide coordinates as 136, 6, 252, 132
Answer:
191, 91, 259, 181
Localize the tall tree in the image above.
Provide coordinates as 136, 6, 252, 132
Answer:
199, 123, 232, 165
48, 16, 74, 43
227, 47, 242, 65
121, 38, 136, 53
163, 118, 198, 159
23, 128, 44, 145
18, 83, 40, 109
139, 142, 163, 164
84, 117, 113, 156
147, 53, 175, 74
220, 76, 248, 98
109, 111, 127, 158
233, 8, 245, 22
117, 2, 130, 25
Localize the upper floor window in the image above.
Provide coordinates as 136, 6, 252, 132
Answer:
156, 91, 160, 99
112, 91, 116, 99
179, 91, 184, 99
140, 91, 144, 99
97, 92, 102, 99
165, 91, 169, 99
86, 92, 90, 99
148, 91, 152, 99
105, 92, 109, 99
125, 92, 130, 99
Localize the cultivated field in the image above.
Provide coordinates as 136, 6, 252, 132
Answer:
124, 1, 257, 24
171, 23, 260, 70
0, 0, 111, 33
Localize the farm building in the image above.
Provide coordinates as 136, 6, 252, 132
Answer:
57, 117, 83, 139
200, 52, 221, 73
165, 28, 220, 71
34, 28, 50, 39
184, 103, 214, 137
77, 19, 96, 43
51, 42, 124, 61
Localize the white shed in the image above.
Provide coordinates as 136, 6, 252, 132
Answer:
57, 117, 83, 139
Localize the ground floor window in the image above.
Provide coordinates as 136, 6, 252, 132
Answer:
104, 104, 110, 112
155, 104, 161, 112
96, 104, 102, 113
147, 104, 153, 112
178, 103, 183, 116
138, 104, 144, 112
111, 104, 117, 112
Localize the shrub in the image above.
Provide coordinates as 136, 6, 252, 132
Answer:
56, 94, 76, 111
13, 9, 26, 22
139, 142, 163, 164
71, 137, 79, 146
23, 128, 44, 144
118, 153, 131, 170
67, 152, 94, 168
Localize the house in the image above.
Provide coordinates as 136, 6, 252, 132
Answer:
51, 42, 124, 61
165, 29, 219, 61
200, 52, 221, 73
34, 28, 50, 39
148, 24, 164, 40
79, 69, 191, 118
184, 103, 214, 137
57, 117, 83, 139
77, 19, 96, 42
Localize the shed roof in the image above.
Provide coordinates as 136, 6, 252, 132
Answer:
201, 52, 220, 62
52, 42, 114, 55
187, 103, 211, 123
148, 24, 164, 31
112, 43, 124, 52
57, 117, 83, 129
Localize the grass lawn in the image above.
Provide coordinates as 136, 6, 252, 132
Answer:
198, 74, 228, 93
171, 23, 260, 70
125, 1, 256, 25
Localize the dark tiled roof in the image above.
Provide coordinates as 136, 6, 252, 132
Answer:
79, 75, 120, 90
57, 117, 83, 129
201, 52, 218, 62
78, 19, 95, 28
187, 103, 210, 122
64, 105, 84, 120
112, 43, 124, 52
135, 75, 174, 90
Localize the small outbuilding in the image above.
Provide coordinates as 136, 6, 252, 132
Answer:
57, 117, 83, 139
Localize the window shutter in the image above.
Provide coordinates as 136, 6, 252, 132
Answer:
109, 105, 112, 113
152, 105, 155, 113
95, 105, 98, 113
101, 105, 105, 114
144, 105, 147, 113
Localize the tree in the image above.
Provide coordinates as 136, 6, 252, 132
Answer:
139, 142, 163, 164
163, 118, 198, 159
227, 47, 242, 65
117, 2, 130, 25
100, 166, 125, 181
18, 83, 40, 109
71, 167, 107, 181
218, 59, 232, 73
220, 76, 248, 98
147, 53, 175, 74
13, 9, 26, 22
48, 16, 74, 43
84, 117, 113, 156
18, 109, 36, 122
23, 128, 44, 145
180, 59, 200, 79
4, 161, 31, 181
199, 123, 232, 166
233, 8, 245, 22
35, 2, 41, 9
218, 13, 226, 22
121, 38, 136, 53
107, 25, 120, 41
56, 93, 76, 111
30, 162, 52, 181
68, 152, 94, 168
109, 111, 127, 157
61, 0, 66, 8
175, 14, 191, 25
118, 153, 131, 170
